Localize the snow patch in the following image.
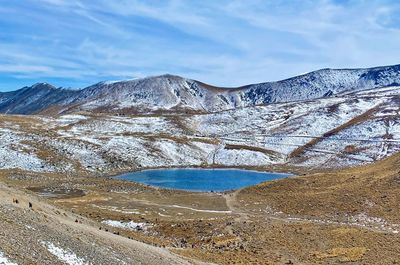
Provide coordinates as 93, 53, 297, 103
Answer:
42, 241, 88, 265
0, 251, 18, 265
101, 220, 150, 231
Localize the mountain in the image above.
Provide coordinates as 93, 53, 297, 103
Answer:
0, 83, 78, 114
0, 64, 400, 115
243, 64, 400, 104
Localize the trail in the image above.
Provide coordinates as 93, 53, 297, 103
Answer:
223, 190, 249, 222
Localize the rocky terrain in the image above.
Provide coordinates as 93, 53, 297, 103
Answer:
0, 85, 398, 174
0, 180, 195, 265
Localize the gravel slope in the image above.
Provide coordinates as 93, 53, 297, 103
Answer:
0, 182, 195, 265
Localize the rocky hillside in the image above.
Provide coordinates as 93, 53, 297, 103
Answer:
0, 64, 399, 114
0, 85, 398, 172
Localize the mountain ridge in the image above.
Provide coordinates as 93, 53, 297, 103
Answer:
1, 63, 399, 114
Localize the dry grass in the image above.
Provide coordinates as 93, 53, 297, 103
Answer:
289, 105, 381, 158
240, 151, 400, 222
313, 247, 367, 262
225, 143, 281, 157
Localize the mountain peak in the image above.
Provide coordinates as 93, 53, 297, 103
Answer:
96, 74, 187, 86
30, 82, 57, 90
158, 73, 185, 79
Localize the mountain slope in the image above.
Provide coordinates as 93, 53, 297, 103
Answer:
242, 64, 400, 105
0, 64, 399, 115
0, 83, 78, 114
0, 86, 398, 173
65, 74, 241, 114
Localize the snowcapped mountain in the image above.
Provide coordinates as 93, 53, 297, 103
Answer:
242, 65, 400, 104
0, 64, 399, 114
67, 74, 239, 113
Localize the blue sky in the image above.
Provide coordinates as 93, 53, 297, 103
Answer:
0, 0, 399, 91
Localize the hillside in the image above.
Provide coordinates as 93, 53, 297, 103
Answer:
0, 181, 192, 264
0, 85, 398, 173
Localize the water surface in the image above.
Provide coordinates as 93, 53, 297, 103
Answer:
116, 168, 291, 192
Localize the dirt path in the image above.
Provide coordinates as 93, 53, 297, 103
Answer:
223, 190, 249, 222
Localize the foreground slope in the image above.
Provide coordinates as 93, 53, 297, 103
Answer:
0, 181, 192, 265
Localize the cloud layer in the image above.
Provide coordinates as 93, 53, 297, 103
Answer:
0, 0, 399, 90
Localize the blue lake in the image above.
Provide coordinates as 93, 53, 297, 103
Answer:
116, 168, 292, 192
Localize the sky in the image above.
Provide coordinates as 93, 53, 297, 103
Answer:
0, 0, 399, 91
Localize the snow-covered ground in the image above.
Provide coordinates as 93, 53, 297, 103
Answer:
0, 86, 398, 173
0, 128, 54, 172
41, 242, 88, 265
0, 251, 18, 265
101, 220, 150, 231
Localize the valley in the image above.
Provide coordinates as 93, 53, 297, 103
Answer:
0, 65, 400, 264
